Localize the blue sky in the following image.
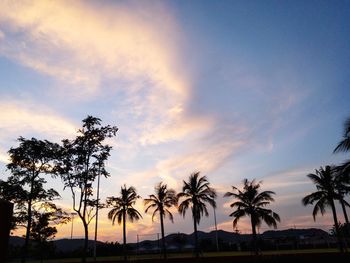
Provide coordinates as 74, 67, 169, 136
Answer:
0, 0, 349, 242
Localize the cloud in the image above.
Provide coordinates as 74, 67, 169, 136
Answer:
0, 100, 76, 163
0, 0, 197, 146
0, 100, 76, 139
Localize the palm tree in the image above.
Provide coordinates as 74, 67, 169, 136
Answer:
177, 172, 216, 257
334, 117, 350, 153
334, 166, 350, 225
224, 179, 280, 255
302, 166, 344, 252
334, 117, 350, 227
144, 182, 178, 259
107, 185, 142, 261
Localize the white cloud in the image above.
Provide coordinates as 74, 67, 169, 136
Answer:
0, 0, 199, 145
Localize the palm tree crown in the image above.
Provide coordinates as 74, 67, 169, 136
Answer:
107, 185, 142, 225
334, 117, 350, 153
178, 172, 216, 257
302, 166, 339, 220
224, 179, 280, 230
224, 179, 280, 255
144, 182, 178, 222
178, 172, 217, 225
302, 166, 345, 252
144, 182, 178, 259
107, 185, 142, 261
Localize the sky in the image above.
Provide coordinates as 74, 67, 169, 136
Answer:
0, 0, 350, 243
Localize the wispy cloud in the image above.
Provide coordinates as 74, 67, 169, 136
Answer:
0, 0, 197, 146
0, 99, 76, 163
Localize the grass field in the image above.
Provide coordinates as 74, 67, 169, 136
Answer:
11, 248, 343, 263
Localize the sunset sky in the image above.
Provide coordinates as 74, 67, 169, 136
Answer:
0, 0, 350, 243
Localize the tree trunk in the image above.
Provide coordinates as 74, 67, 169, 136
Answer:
160, 211, 167, 259
123, 209, 127, 262
340, 199, 349, 224
330, 198, 344, 252
193, 216, 199, 258
82, 219, 89, 263
21, 198, 32, 263
250, 216, 258, 255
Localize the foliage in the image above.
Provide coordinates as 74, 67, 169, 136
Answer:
56, 116, 118, 262
177, 172, 216, 257
144, 182, 178, 258
144, 182, 178, 222
302, 166, 345, 252
107, 184, 142, 260
224, 179, 280, 229
178, 172, 217, 225
334, 117, 350, 153
224, 179, 280, 254
4, 137, 61, 262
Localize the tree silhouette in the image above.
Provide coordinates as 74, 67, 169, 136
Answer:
333, 117, 350, 228
224, 179, 280, 255
177, 172, 216, 257
6, 137, 61, 263
144, 182, 178, 259
57, 116, 118, 263
302, 166, 344, 252
333, 167, 350, 226
107, 185, 142, 261
30, 203, 70, 263
334, 117, 350, 153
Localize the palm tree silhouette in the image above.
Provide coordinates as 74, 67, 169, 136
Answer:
334, 117, 350, 153
334, 167, 350, 226
302, 166, 344, 252
144, 182, 178, 259
107, 185, 142, 261
177, 172, 216, 258
224, 179, 280, 255
333, 117, 350, 228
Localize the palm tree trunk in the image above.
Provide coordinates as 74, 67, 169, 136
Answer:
193, 218, 199, 258
330, 198, 344, 252
160, 212, 167, 259
123, 210, 127, 262
340, 199, 349, 224
250, 216, 258, 255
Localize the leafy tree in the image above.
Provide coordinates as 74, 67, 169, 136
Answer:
224, 179, 280, 255
107, 185, 142, 261
30, 203, 70, 263
144, 182, 178, 259
177, 172, 216, 257
57, 116, 118, 263
302, 166, 344, 252
5, 137, 61, 263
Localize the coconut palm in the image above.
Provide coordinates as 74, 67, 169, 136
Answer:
333, 117, 350, 226
334, 117, 350, 153
107, 185, 142, 261
144, 182, 178, 259
177, 172, 216, 257
302, 166, 344, 252
224, 179, 280, 255
334, 166, 350, 225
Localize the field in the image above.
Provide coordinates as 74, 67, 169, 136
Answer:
10, 248, 350, 263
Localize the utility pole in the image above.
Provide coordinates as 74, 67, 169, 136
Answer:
93, 165, 102, 261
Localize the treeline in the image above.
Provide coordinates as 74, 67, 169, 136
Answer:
1, 116, 350, 262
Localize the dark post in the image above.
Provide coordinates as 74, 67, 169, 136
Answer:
0, 199, 14, 263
